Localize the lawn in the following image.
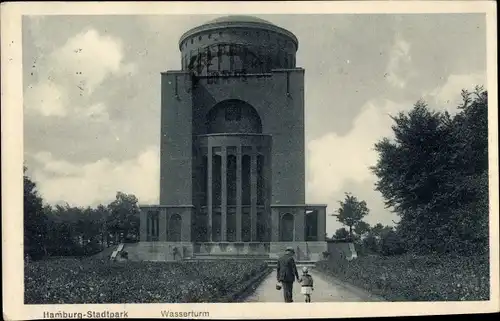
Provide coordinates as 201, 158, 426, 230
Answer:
25, 258, 269, 304
316, 253, 489, 301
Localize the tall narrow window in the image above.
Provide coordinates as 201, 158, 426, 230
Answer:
242, 155, 251, 205
257, 155, 264, 205
256, 211, 266, 242
212, 154, 222, 207
168, 214, 182, 242
202, 156, 208, 206
305, 210, 318, 241
227, 154, 237, 205
242, 210, 251, 242
212, 211, 221, 241
280, 213, 294, 242
194, 211, 208, 242
227, 210, 236, 242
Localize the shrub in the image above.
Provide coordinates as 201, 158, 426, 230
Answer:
316, 253, 489, 301
380, 230, 406, 256
25, 258, 269, 304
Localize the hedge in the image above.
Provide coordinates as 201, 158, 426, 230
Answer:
315, 253, 489, 301
25, 258, 269, 304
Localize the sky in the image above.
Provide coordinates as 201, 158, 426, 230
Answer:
22, 13, 487, 235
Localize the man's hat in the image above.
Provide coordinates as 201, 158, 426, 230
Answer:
285, 247, 295, 253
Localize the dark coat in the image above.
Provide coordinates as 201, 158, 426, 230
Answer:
277, 253, 300, 283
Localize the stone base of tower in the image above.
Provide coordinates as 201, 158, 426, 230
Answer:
133, 204, 329, 262
123, 241, 327, 262
123, 242, 195, 262
268, 241, 328, 261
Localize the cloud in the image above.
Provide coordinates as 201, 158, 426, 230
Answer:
24, 28, 136, 118
306, 71, 485, 234
30, 146, 159, 207
385, 36, 415, 88
307, 99, 408, 204
427, 73, 486, 112
78, 102, 110, 122
24, 81, 66, 116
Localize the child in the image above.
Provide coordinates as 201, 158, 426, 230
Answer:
300, 266, 314, 303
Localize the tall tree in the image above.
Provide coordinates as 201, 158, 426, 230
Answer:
371, 87, 488, 254
107, 192, 140, 242
334, 193, 370, 239
24, 166, 48, 259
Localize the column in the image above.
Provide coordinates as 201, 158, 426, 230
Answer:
207, 147, 213, 241
236, 146, 242, 241
140, 208, 147, 241
250, 148, 257, 241
159, 209, 167, 241
221, 147, 227, 241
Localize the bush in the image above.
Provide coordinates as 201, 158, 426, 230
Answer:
316, 253, 489, 301
380, 231, 406, 256
25, 258, 269, 303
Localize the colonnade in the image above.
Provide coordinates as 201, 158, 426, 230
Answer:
203, 145, 269, 242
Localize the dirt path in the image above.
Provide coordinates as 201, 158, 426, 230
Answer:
244, 268, 384, 302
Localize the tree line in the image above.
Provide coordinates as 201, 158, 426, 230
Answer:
24, 169, 140, 260
332, 86, 488, 256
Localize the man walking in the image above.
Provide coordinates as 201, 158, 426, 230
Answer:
277, 247, 301, 302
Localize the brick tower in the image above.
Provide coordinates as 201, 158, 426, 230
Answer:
134, 16, 327, 261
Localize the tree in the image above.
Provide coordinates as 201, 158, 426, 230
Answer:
371, 87, 488, 254
334, 228, 350, 240
24, 166, 48, 259
334, 193, 370, 239
107, 192, 140, 243
354, 221, 371, 239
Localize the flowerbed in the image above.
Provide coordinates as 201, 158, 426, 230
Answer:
315, 253, 489, 301
25, 258, 269, 304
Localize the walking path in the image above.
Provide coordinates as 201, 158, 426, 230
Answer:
245, 268, 384, 302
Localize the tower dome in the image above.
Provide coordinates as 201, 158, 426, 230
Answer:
205, 15, 275, 25
179, 15, 298, 75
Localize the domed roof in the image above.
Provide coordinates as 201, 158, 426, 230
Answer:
205, 15, 275, 26
179, 15, 298, 49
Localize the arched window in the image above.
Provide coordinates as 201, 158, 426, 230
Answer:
168, 214, 182, 242
147, 211, 159, 242
206, 100, 262, 134
280, 213, 294, 242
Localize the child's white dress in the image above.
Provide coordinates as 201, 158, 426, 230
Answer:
301, 286, 313, 294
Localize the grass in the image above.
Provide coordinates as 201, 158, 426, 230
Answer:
25, 257, 269, 304
315, 253, 489, 301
